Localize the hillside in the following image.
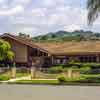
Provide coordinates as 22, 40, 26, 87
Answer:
32, 30, 100, 42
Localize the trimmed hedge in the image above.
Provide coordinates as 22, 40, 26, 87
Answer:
58, 75, 66, 83
48, 66, 63, 73
0, 75, 10, 81
57, 74, 100, 83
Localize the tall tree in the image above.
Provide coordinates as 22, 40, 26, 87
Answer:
87, 0, 100, 25
0, 39, 14, 61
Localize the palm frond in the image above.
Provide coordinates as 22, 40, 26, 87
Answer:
87, 0, 100, 25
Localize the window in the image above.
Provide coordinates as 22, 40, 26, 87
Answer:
54, 58, 67, 64
79, 56, 97, 62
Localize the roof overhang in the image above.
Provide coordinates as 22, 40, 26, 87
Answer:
0, 33, 51, 55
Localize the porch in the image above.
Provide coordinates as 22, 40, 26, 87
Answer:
52, 54, 100, 65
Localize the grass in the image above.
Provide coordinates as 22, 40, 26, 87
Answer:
37, 73, 59, 79
16, 72, 30, 78
16, 79, 59, 85
14, 74, 100, 85
81, 74, 100, 77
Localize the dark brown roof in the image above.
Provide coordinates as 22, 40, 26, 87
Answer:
0, 33, 49, 54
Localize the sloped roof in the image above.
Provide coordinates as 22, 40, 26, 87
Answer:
0, 33, 49, 54
36, 41, 100, 55
1, 33, 100, 55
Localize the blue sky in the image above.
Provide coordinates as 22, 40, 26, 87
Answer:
0, 0, 100, 36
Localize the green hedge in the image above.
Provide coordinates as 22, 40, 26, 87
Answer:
0, 75, 10, 81
58, 74, 100, 83
48, 66, 63, 73
58, 75, 66, 83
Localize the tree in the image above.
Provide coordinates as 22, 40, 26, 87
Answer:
0, 39, 14, 62
18, 33, 30, 38
87, 0, 100, 25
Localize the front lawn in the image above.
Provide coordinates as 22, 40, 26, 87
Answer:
16, 72, 30, 78
15, 79, 59, 85
12, 74, 100, 85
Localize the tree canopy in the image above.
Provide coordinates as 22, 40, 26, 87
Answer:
0, 39, 14, 62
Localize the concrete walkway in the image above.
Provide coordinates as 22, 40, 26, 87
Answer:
2, 76, 31, 83
8, 76, 31, 82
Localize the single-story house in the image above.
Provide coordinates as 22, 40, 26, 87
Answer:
1, 33, 100, 67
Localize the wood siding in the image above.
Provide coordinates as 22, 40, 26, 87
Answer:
4, 38, 28, 63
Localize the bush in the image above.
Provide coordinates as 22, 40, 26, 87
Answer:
58, 74, 100, 83
57, 75, 66, 83
71, 66, 79, 69
48, 66, 63, 73
80, 66, 91, 74
0, 75, 10, 81
89, 69, 100, 74
63, 68, 69, 72
80, 77, 100, 83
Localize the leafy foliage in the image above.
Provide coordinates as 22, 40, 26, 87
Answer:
48, 66, 63, 73
0, 39, 14, 61
87, 0, 100, 25
58, 75, 66, 83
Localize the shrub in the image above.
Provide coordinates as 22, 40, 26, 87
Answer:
57, 75, 66, 83
63, 68, 69, 72
80, 66, 91, 74
0, 75, 10, 81
80, 66, 91, 71
48, 66, 63, 73
89, 69, 100, 74
58, 75, 100, 83
71, 66, 79, 69
80, 77, 100, 83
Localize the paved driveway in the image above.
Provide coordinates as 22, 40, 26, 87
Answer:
0, 84, 99, 100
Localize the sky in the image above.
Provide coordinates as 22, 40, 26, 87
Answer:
0, 0, 100, 36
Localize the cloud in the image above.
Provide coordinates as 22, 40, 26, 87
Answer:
0, 5, 24, 16
32, 8, 47, 17
38, 0, 65, 7
0, 0, 100, 36
64, 24, 81, 32
11, 0, 32, 6
0, 0, 7, 4
1, 4, 88, 35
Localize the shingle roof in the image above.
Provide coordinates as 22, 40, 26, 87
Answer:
0, 33, 49, 54
1, 33, 100, 55
36, 41, 100, 55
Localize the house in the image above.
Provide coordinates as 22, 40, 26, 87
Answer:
1, 33, 100, 67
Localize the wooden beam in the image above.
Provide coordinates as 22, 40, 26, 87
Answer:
96, 54, 100, 62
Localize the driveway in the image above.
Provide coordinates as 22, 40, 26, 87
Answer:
0, 84, 99, 100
